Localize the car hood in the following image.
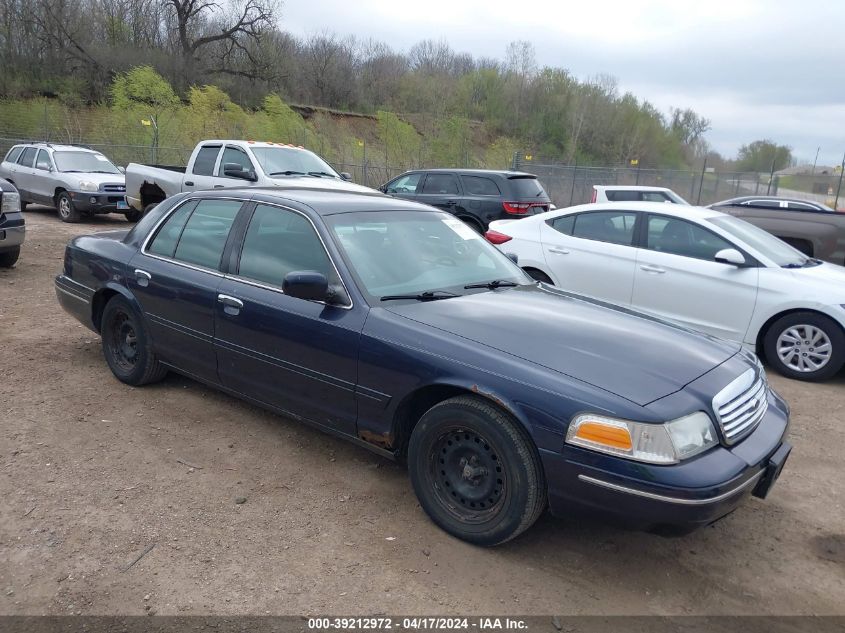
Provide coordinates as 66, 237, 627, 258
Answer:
383, 285, 740, 406
62, 172, 125, 187
268, 176, 374, 193
785, 261, 845, 298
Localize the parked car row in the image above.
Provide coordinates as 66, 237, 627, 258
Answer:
0, 179, 25, 267
55, 185, 791, 546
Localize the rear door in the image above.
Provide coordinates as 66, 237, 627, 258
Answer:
214, 202, 364, 436
631, 214, 759, 341
539, 209, 640, 305
31, 149, 56, 203
12, 147, 37, 199
183, 144, 221, 192
128, 197, 246, 382
460, 174, 502, 227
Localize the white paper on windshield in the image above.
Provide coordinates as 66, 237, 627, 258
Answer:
442, 217, 481, 240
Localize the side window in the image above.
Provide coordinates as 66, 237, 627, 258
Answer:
744, 200, 782, 210
605, 190, 640, 202
646, 216, 733, 261
642, 192, 670, 202
148, 201, 196, 258
18, 147, 37, 167
171, 199, 242, 269
192, 145, 221, 176
35, 150, 53, 171
549, 215, 575, 235
386, 173, 422, 194
787, 202, 817, 211
238, 204, 335, 289
421, 174, 459, 195
461, 175, 501, 196
218, 146, 253, 177
572, 211, 637, 246
4, 147, 23, 163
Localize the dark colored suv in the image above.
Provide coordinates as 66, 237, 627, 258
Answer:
0, 179, 25, 267
379, 169, 552, 232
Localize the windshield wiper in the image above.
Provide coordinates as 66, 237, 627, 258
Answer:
269, 170, 306, 176
308, 171, 338, 178
464, 279, 520, 290
782, 258, 822, 269
381, 290, 460, 302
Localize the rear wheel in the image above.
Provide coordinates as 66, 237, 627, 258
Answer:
764, 312, 845, 381
0, 247, 20, 268
408, 395, 546, 546
56, 192, 81, 223
101, 295, 168, 386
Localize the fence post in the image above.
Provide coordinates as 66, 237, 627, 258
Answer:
766, 158, 776, 195
569, 159, 578, 206
696, 157, 707, 205
834, 151, 845, 211
510, 151, 519, 171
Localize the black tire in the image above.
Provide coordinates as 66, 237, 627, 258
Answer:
125, 209, 142, 222
19, 199, 27, 212
524, 268, 553, 284
0, 247, 20, 268
408, 395, 546, 546
101, 295, 168, 386
56, 192, 81, 223
763, 311, 845, 381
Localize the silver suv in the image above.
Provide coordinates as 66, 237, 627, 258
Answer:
0, 143, 133, 223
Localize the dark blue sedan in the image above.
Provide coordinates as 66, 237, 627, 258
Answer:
55, 187, 791, 545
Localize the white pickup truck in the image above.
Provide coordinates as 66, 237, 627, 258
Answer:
125, 140, 373, 213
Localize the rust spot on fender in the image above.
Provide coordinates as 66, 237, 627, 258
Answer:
470, 385, 508, 409
359, 429, 394, 450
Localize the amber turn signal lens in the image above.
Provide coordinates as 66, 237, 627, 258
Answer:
574, 421, 633, 450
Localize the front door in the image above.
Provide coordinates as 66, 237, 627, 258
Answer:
631, 214, 759, 342
539, 209, 640, 306
416, 172, 461, 214
214, 202, 364, 436
128, 197, 245, 382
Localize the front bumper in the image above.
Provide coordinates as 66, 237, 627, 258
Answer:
67, 191, 129, 214
0, 223, 25, 251
541, 389, 790, 534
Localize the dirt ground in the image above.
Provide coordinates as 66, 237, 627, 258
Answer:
1, 207, 844, 617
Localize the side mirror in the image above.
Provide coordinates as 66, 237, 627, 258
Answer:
505, 253, 519, 264
714, 248, 746, 266
379, 185, 388, 193
340, 172, 352, 181
283, 271, 329, 302
223, 162, 257, 181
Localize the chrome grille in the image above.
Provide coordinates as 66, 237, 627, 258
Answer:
712, 368, 768, 445
102, 184, 125, 192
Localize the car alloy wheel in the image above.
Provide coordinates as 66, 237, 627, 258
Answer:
776, 324, 832, 373
58, 195, 71, 219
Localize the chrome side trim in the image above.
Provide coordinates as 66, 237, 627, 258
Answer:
56, 285, 90, 304
577, 471, 764, 506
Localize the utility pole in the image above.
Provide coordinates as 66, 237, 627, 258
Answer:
811, 146, 820, 175
766, 157, 776, 195
696, 156, 707, 205
834, 151, 845, 212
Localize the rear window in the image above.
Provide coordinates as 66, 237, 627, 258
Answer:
508, 176, 548, 199
461, 175, 501, 196
4, 147, 23, 163
605, 190, 641, 202
192, 145, 221, 176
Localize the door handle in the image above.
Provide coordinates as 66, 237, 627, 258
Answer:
217, 294, 244, 315
134, 269, 151, 287
640, 264, 666, 274
184, 181, 194, 187
548, 247, 570, 255
213, 185, 225, 189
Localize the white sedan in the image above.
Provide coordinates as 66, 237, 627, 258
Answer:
487, 202, 845, 381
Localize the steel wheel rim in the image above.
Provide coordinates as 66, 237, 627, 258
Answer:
58, 196, 70, 218
108, 311, 138, 372
428, 427, 506, 523
776, 324, 832, 372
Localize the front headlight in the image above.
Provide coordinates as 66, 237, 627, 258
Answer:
77, 181, 99, 192
565, 411, 718, 464
1, 191, 21, 213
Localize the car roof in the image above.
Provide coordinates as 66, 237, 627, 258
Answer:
561, 201, 726, 221
713, 195, 823, 206
13, 142, 99, 153
199, 140, 312, 151
401, 168, 537, 178
205, 186, 441, 216
594, 185, 674, 192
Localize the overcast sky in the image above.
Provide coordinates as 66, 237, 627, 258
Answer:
281, 0, 845, 165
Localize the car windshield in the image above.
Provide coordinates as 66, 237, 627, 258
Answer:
708, 215, 810, 267
250, 147, 339, 178
327, 211, 530, 300
53, 151, 121, 174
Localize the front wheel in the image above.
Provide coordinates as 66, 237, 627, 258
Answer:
125, 209, 142, 222
408, 395, 546, 546
764, 312, 845, 381
56, 192, 81, 223
101, 295, 168, 386
0, 247, 20, 268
